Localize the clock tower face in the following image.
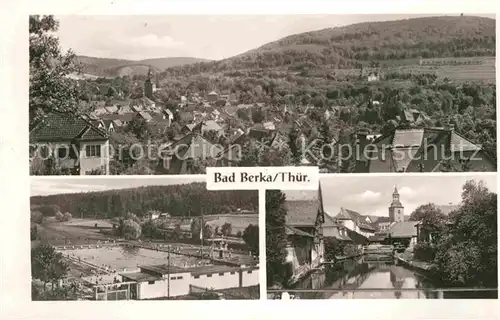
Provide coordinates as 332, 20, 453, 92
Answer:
389, 186, 404, 222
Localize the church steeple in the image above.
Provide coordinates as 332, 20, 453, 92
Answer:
389, 185, 404, 222
144, 68, 153, 99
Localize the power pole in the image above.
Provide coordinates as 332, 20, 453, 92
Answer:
200, 209, 204, 262
167, 245, 170, 299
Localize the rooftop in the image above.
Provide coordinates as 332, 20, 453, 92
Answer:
30, 112, 108, 142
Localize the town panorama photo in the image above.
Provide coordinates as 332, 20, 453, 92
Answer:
29, 14, 496, 175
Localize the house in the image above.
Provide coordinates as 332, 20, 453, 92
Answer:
400, 108, 430, 124
367, 73, 380, 82
29, 112, 110, 175
120, 264, 259, 300
335, 208, 376, 240
137, 111, 153, 122
387, 221, 420, 248
184, 120, 224, 137
282, 186, 326, 281
93, 119, 116, 133
263, 122, 276, 130
104, 105, 119, 114
323, 214, 352, 242
356, 125, 496, 173
207, 91, 219, 102
158, 133, 223, 174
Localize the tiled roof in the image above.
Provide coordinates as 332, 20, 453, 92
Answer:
392, 129, 424, 147
30, 112, 108, 142
450, 132, 481, 152
336, 208, 376, 231
388, 221, 419, 238
285, 225, 314, 237
285, 199, 320, 227
366, 126, 491, 173
138, 111, 153, 121
167, 133, 222, 160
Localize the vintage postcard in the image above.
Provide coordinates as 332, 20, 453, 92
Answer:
28, 14, 496, 175
30, 176, 259, 300
266, 173, 497, 299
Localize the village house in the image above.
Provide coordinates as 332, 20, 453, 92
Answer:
158, 133, 223, 174
282, 186, 326, 281
335, 208, 376, 240
207, 91, 219, 102
355, 125, 496, 173
29, 112, 110, 175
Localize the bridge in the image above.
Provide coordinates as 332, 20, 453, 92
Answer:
268, 287, 498, 299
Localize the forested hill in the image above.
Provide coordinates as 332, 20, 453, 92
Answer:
30, 182, 258, 219
165, 16, 495, 74
77, 55, 211, 77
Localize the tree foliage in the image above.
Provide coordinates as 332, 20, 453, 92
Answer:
434, 180, 497, 287
221, 222, 232, 236
29, 15, 82, 126
121, 219, 142, 240
242, 224, 259, 255
266, 190, 289, 287
31, 244, 69, 289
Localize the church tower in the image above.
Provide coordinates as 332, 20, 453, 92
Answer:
144, 68, 153, 99
388, 186, 404, 222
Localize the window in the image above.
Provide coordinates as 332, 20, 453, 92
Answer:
247, 270, 252, 274
176, 276, 183, 280
86, 145, 101, 158
57, 146, 68, 158
194, 275, 200, 279
148, 280, 155, 285
230, 272, 235, 275
39, 146, 49, 158
206, 274, 212, 278
218, 273, 224, 276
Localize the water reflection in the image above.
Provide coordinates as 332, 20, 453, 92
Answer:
293, 258, 437, 299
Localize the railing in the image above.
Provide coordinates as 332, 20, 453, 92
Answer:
268, 288, 498, 299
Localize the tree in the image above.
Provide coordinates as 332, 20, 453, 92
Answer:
242, 224, 259, 255
31, 244, 69, 290
63, 212, 72, 222
409, 203, 446, 243
221, 222, 232, 236
122, 219, 142, 240
190, 219, 202, 240
203, 223, 213, 240
434, 180, 497, 288
31, 211, 44, 224
55, 211, 64, 222
29, 15, 81, 126
266, 190, 289, 287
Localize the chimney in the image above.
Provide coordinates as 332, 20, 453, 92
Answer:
444, 123, 455, 132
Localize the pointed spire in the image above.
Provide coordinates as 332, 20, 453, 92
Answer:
393, 185, 399, 194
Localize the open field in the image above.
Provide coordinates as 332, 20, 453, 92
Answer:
33, 218, 115, 246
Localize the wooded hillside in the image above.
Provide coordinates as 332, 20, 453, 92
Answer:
30, 182, 258, 218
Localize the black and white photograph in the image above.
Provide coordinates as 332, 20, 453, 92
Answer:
30, 176, 259, 300
266, 174, 497, 299
29, 14, 496, 175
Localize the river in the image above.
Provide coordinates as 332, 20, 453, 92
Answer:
288, 258, 495, 299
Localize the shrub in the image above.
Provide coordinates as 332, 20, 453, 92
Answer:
31, 211, 44, 224
122, 219, 142, 240
63, 212, 72, 222
413, 242, 437, 262
55, 212, 64, 221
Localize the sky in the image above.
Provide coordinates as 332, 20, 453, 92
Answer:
285, 174, 497, 217
30, 176, 204, 196
54, 14, 495, 61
